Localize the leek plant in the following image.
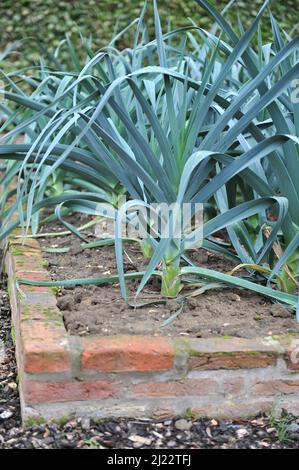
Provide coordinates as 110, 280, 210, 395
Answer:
0, 0, 298, 316
194, 0, 299, 294
0, 0, 227, 231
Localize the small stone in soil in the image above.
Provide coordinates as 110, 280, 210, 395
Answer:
0, 410, 13, 420
174, 419, 192, 431
286, 423, 299, 433
128, 435, 152, 446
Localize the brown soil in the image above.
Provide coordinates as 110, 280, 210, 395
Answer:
39, 219, 299, 339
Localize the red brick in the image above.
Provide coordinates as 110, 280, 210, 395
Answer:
190, 352, 276, 370
252, 379, 299, 396
21, 321, 70, 374
11, 245, 42, 258
16, 270, 51, 282
131, 378, 218, 398
23, 379, 121, 403
82, 335, 175, 372
14, 257, 45, 272
15, 264, 53, 295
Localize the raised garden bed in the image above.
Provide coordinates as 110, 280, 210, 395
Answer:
1, 0, 299, 430
4, 227, 299, 425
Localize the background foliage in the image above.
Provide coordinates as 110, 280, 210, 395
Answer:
0, 0, 298, 70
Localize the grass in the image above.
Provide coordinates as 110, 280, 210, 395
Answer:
84, 438, 105, 449
267, 409, 294, 443
184, 408, 199, 420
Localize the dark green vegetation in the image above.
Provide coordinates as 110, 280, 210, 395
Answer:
0, 0, 298, 70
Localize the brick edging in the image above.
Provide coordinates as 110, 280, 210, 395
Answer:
4, 231, 299, 424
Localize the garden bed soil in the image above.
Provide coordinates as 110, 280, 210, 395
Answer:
39, 222, 299, 339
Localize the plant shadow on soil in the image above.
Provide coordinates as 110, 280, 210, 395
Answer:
38, 216, 299, 339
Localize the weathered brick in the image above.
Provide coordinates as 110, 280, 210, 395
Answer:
188, 337, 280, 353
23, 379, 121, 403
13, 256, 45, 272
21, 321, 70, 374
252, 379, 299, 396
190, 352, 276, 370
20, 293, 57, 308
191, 401, 274, 419
15, 266, 52, 296
10, 245, 42, 258
131, 378, 218, 398
82, 335, 175, 372
20, 302, 62, 323
20, 284, 54, 295
185, 337, 278, 370
285, 343, 299, 371
279, 400, 299, 416
16, 270, 51, 282
10, 238, 40, 250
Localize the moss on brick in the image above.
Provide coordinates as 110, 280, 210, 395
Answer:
20, 303, 60, 321
173, 337, 192, 353
21, 305, 31, 322
11, 323, 16, 346
9, 246, 23, 256
17, 369, 24, 385
15, 259, 25, 267
193, 350, 276, 359
287, 331, 299, 337
6, 277, 13, 298
43, 307, 61, 321
173, 336, 278, 359
20, 285, 35, 293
